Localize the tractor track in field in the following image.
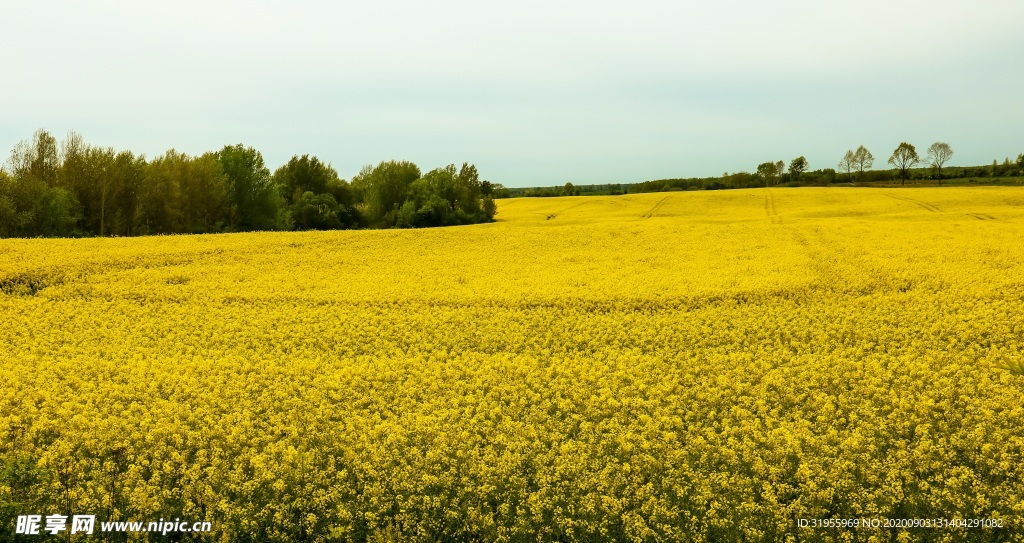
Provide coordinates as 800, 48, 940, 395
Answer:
886, 193, 941, 213
544, 199, 592, 220
764, 189, 781, 224
640, 195, 671, 220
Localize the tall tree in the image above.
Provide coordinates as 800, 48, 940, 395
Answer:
98, 148, 125, 236
853, 145, 873, 182
185, 152, 230, 233
217, 144, 281, 231
839, 150, 855, 183
888, 142, 920, 186
2, 131, 83, 237
420, 164, 459, 211
58, 131, 88, 193
789, 156, 808, 184
925, 142, 953, 184
756, 162, 777, 186
109, 150, 146, 236
361, 160, 421, 226
7, 129, 60, 186
455, 162, 482, 213
273, 155, 340, 206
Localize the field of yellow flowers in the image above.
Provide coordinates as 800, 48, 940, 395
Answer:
2, 187, 1024, 542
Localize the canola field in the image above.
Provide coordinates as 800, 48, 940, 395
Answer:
2, 187, 1024, 542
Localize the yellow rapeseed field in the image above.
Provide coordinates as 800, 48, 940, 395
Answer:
2, 187, 1024, 542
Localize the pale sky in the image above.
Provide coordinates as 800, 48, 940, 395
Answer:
2, 0, 1022, 186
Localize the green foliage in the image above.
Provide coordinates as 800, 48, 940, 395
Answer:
275, 155, 360, 230
38, 187, 83, 236
0, 140, 84, 237
141, 149, 184, 234
292, 191, 345, 230
0, 170, 40, 236
0, 129, 495, 238
360, 160, 421, 226
357, 160, 492, 228
756, 162, 778, 186
217, 144, 281, 231
889, 142, 921, 184
490, 184, 512, 198
481, 196, 497, 219
7, 129, 59, 185
183, 152, 230, 233
274, 155, 338, 206
143, 150, 228, 234
788, 156, 808, 182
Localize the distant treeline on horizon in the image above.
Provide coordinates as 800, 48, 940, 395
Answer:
0, 129, 500, 238
3, 131, 1024, 239
509, 143, 1024, 197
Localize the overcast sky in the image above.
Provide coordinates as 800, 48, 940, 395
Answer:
2, 0, 1022, 186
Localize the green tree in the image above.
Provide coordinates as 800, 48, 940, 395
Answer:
292, 191, 343, 230
455, 163, 483, 215
0, 164, 81, 238
888, 142, 920, 186
73, 146, 146, 236
789, 157, 808, 184
87, 147, 119, 236
0, 169, 38, 236
490, 184, 511, 199
142, 150, 185, 233
361, 160, 421, 227
0, 170, 17, 236
2, 129, 82, 237
182, 152, 229, 233
58, 131, 88, 194
322, 177, 360, 228
38, 187, 82, 236
349, 164, 374, 205
108, 150, 147, 236
7, 129, 60, 187
853, 145, 873, 182
481, 196, 497, 219
274, 155, 339, 206
756, 162, 778, 186
217, 144, 282, 231
562, 182, 580, 196
421, 165, 458, 209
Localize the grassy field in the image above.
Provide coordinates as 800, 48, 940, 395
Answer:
2, 188, 1024, 542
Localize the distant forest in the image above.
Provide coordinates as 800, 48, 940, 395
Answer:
0, 129, 498, 238
511, 143, 1024, 197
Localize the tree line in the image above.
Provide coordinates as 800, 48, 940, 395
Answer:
0, 129, 498, 238
527, 142, 1024, 197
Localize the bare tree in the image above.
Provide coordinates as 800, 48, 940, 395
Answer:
926, 142, 953, 184
853, 145, 873, 182
888, 142, 920, 186
839, 150, 855, 182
